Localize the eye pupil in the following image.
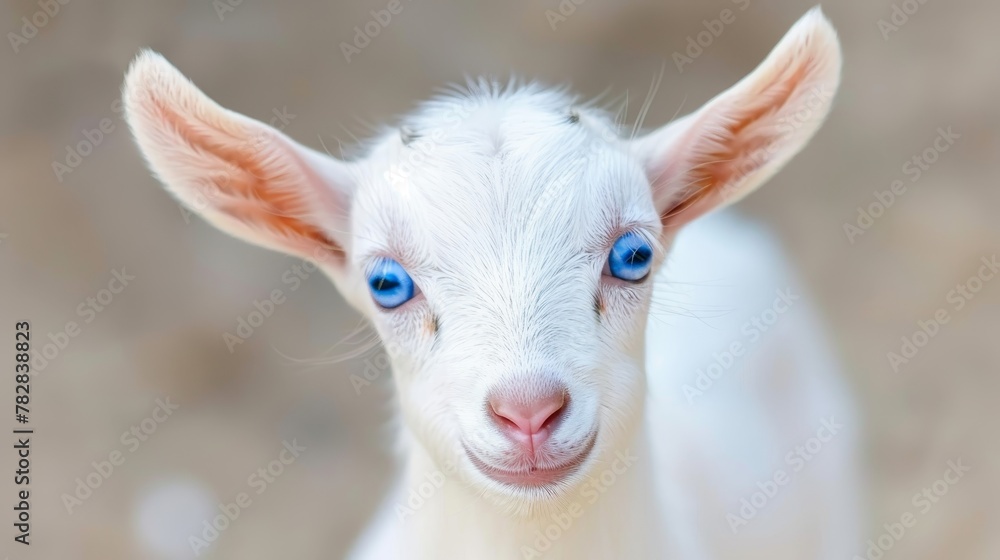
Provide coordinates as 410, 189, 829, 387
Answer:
371, 276, 400, 292
626, 247, 651, 265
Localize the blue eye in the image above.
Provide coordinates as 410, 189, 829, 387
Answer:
367, 258, 416, 309
607, 232, 654, 281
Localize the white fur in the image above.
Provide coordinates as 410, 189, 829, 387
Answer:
124, 7, 858, 559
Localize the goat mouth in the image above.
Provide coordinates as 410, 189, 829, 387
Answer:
464, 432, 598, 488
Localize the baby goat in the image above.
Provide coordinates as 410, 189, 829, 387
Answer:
124, 7, 859, 559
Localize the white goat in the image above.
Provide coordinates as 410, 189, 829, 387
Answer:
124, 7, 859, 559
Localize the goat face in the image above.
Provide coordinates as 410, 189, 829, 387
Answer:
348, 88, 661, 503
124, 8, 841, 510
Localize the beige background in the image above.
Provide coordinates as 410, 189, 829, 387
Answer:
1, 0, 998, 558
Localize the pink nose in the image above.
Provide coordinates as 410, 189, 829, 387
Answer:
488, 387, 567, 457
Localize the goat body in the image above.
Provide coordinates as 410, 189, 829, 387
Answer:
124, 7, 859, 559
349, 211, 860, 560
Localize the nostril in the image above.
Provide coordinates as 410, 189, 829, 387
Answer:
538, 393, 568, 432
488, 402, 523, 432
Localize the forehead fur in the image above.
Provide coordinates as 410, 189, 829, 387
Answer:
350, 80, 658, 270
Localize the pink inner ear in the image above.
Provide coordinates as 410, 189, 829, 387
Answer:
659, 57, 813, 229
150, 96, 345, 261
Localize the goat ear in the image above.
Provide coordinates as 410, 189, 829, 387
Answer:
123, 50, 352, 265
631, 7, 841, 232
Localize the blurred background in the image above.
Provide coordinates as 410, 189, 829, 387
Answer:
1, 0, 998, 558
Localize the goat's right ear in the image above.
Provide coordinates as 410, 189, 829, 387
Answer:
123, 50, 353, 266
631, 7, 841, 234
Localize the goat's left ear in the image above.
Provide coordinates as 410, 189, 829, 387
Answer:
123, 50, 354, 266
631, 7, 842, 232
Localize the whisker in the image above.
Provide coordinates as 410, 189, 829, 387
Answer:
273, 321, 387, 369
630, 61, 665, 141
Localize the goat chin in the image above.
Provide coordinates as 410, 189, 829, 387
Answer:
348, 211, 861, 560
